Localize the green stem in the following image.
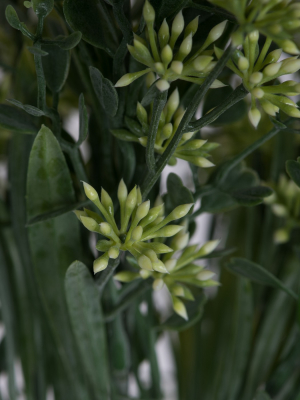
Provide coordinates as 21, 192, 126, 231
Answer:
141, 45, 236, 199
33, 15, 47, 111
146, 90, 168, 171
95, 257, 120, 296
68, 149, 88, 184
104, 278, 152, 322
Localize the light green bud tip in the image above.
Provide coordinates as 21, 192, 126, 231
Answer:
199, 239, 220, 256
93, 256, 108, 274
161, 45, 173, 65
281, 59, 300, 74
152, 260, 168, 273
248, 108, 261, 128
138, 255, 153, 271
208, 20, 227, 43
179, 33, 193, 57
126, 186, 137, 210
264, 62, 282, 76
172, 10, 184, 35
280, 40, 300, 55
197, 270, 215, 281
184, 16, 199, 38
158, 18, 170, 48
165, 259, 177, 272
108, 246, 119, 259
73, 210, 87, 221
136, 201, 151, 220
251, 88, 264, 99
132, 226, 143, 241
82, 181, 98, 201
172, 232, 189, 251
118, 179, 128, 203
80, 216, 99, 232
171, 61, 183, 75
143, 0, 155, 24
137, 102, 148, 124
248, 30, 259, 42
153, 279, 164, 291
238, 57, 249, 72
156, 79, 170, 92
173, 296, 188, 320
100, 222, 113, 236
249, 72, 263, 85
162, 123, 173, 139
171, 203, 194, 219
193, 55, 213, 71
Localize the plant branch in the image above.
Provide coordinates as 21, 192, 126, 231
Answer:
96, 257, 120, 296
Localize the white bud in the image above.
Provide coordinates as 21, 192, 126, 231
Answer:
143, 0, 155, 24
249, 72, 263, 84
99, 222, 113, 236
208, 20, 227, 43
156, 79, 170, 91
172, 10, 184, 36
177, 32, 193, 60
170, 60, 183, 75
251, 88, 264, 99
248, 108, 261, 128
82, 181, 98, 201
197, 270, 215, 281
172, 296, 188, 320
108, 246, 119, 259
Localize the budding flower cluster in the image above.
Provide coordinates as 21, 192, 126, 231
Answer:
115, 221, 220, 320
74, 180, 193, 275
111, 88, 218, 167
216, 32, 300, 128
210, 0, 300, 52
115, 0, 227, 91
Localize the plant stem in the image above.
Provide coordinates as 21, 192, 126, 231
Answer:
141, 45, 236, 199
96, 257, 120, 295
146, 90, 168, 171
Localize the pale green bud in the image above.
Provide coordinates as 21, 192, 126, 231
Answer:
96, 239, 112, 252
140, 269, 151, 279
171, 60, 183, 75
150, 225, 183, 238
193, 55, 213, 72
126, 186, 137, 212
80, 216, 99, 233
177, 33, 193, 61
82, 181, 98, 201
161, 45, 173, 66
197, 270, 215, 281
138, 254, 153, 270
130, 40, 154, 66
261, 100, 279, 116
143, 0, 155, 24
172, 285, 185, 297
143, 249, 158, 263
114, 271, 139, 282
203, 61, 217, 73
99, 222, 113, 236
153, 260, 169, 273
73, 210, 87, 221
132, 226, 143, 241
196, 240, 219, 257
139, 137, 147, 147
274, 228, 289, 244
178, 139, 206, 151
207, 20, 227, 43
84, 208, 103, 224
279, 40, 300, 55
137, 187, 142, 206
170, 204, 193, 220
139, 204, 164, 228
172, 296, 188, 320
181, 132, 194, 141
231, 31, 243, 47
146, 72, 156, 88
101, 188, 114, 216
248, 108, 261, 128
108, 246, 119, 259
153, 279, 164, 291
115, 69, 151, 87
249, 72, 263, 84
248, 30, 259, 42
137, 102, 148, 125
251, 88, 264, 99
264, 49, 282, 65
156, 79, 170, 91
171, 232, 189, 251
280, 59, 300, 74
238, 56, 249, 71
280, 104, 300, 118
194, 157, 215, 168
165, 259, 177, 272
154, 62, 165, 75
93, 254, 109, 274
184, 16, 199, 38
118, 179, 128, 204
171, 10, 184, 38
136, 201, 151, 220
165, 88, 180, 122
161, 123, 173, 140
158, 18, 170, 49
210, 79, 226, 88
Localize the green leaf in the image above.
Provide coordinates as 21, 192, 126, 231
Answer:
231, 186, 273, 206
269, 117, 287, 129
0, 104, 38, 134
156, 294, 206, 331
89, 66, 118, 117
27, 46, 48, 56
202, 86, 247, 126
111, 129, 139, 142
125, 116, 144, 137
150, 0, 190, 23
254, 391, 271, 400
117, 141, 136, 186
76, 94, 88, 147
226, 257, 298, 300
63, 0, 119, 57
5, 5, 21, 30
26, 125, 89, 399
41, 44, 70, 93
141, 83, 160, 107
286, 159, 300, 188
56, 32, 82, 50
7, 99, 45, 117
165, 173, 194, 215
65, 261, 111, 399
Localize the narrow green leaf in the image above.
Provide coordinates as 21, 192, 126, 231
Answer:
41, 44, 70, 93
0, 104, 38, 134
269, 117, 287, 129
63, 0, 119, 57
141, 83, 160, 107
7, 99, 45, 117
226, 257, 298, 300
76, 94, 89, 147
286, 159, 300, 188
65, 261, 111, 399
5, 5, 21, 30
27, 46, 48, 56
89, 66, 118, 117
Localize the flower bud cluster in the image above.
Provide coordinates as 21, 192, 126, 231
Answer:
216, 32, 300, 128
115, 221, 220, 320
115, 0, 227, 91
111, 89, 218, 167
264, 175, 300, 244
210, 0, 300, 51
74, 180, 193, 275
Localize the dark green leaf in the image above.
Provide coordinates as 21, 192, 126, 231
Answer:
7, 99, 45, 117
286, 159, 300, 188
76, 94, 88, 146
254, 391, 271, 400
165, 173, 194, 214
41, 44, 70, 93
156, 294, 206, 331
117, 141, 136, 186
63, 0, 119, 57
150, 0, 190, 23
0, 104, 38, 134
65, 261, 111, 399
5, 5, 21, 30
56, 31, 82, 50
89, 66, 118, 117
27, 46, 48, 56
125, 116, 143, 137
141, 83, 160, 107
269, 117, 287, 129
226, 258, 298, 300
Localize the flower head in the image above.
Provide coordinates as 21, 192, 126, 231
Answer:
115, 221, 220, 319
74, 180, 193, 274
216, 32, 300, 127
111, 88, 218, 167
115, 0, 227, 91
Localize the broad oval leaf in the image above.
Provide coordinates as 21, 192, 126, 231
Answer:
286, 159, 300, 188
63, 0, 119, 57
164, 173, 194, 215
65, 261, 111, 399
89, 66, 118, 117
226, 257, 298, 300
56, 31, 82, 50
0, 104, 38, 134
42, 44, 70, 93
